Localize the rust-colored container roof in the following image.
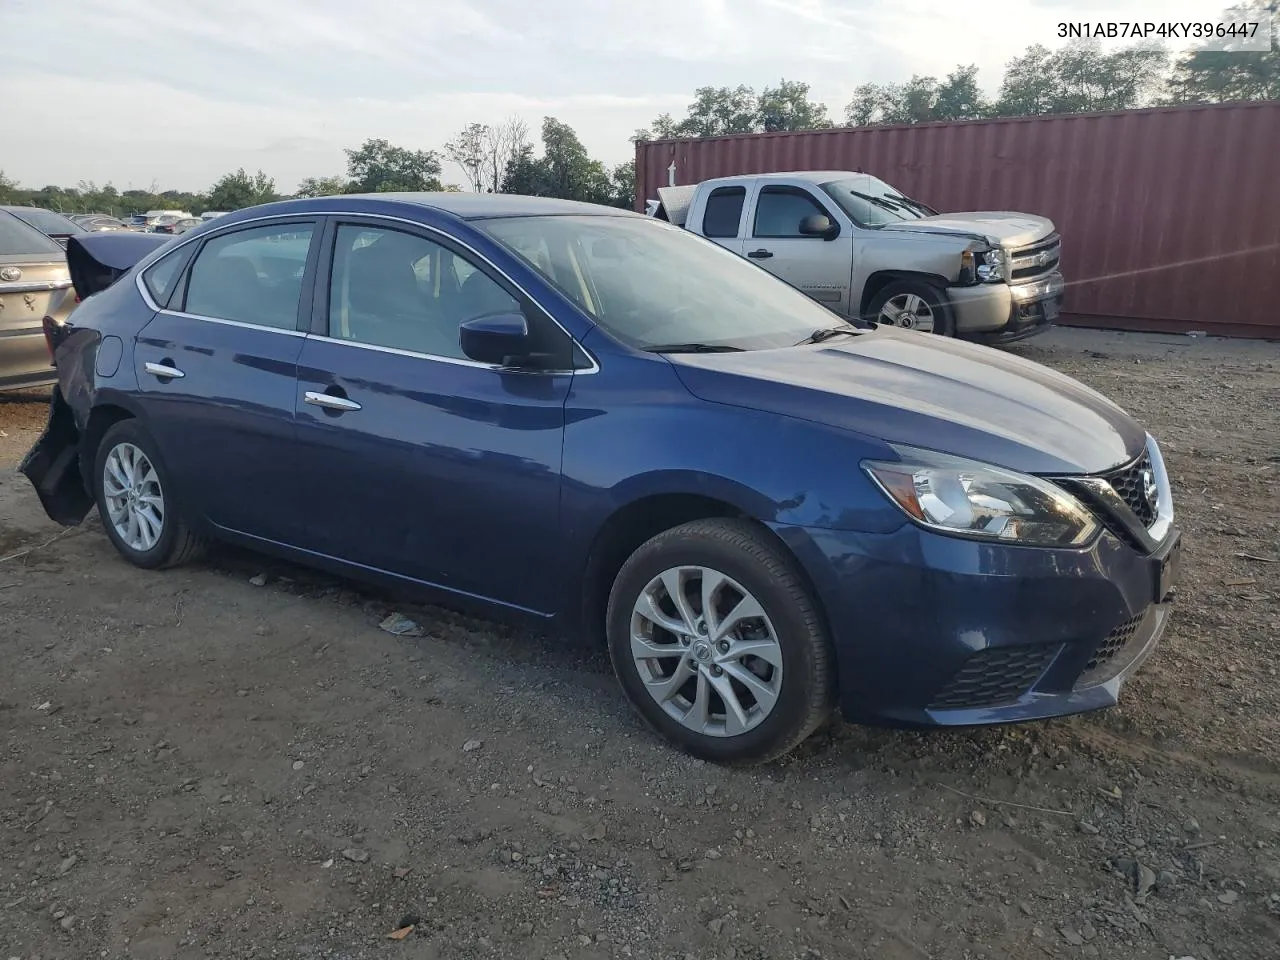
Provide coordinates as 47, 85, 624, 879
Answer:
636, 101, 1280, 339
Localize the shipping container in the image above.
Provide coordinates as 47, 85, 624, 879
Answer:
635, 101, 1280, 339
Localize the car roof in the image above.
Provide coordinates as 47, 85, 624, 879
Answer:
339, 192, 645, 221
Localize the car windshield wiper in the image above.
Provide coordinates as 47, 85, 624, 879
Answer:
646, 342, 745, 354
795, 326, 861, 345
885, 193, 934, 217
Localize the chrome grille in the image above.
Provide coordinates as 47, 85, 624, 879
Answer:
1009, 234, 1061, 281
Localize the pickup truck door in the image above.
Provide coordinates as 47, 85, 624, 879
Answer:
740, 183, 854, 315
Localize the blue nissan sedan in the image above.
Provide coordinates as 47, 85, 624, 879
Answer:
21, 193, 1181, 764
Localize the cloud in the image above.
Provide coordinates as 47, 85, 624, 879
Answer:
0, 0, 1218, 193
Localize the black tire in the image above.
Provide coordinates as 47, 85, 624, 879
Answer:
606, 518, 836, 765
865, 279, 955, 336
93, 419, 206, 569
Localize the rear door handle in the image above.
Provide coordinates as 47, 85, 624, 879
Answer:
747, 249, 773, 259
144, 361, 185, 379
304, 391, 361, 412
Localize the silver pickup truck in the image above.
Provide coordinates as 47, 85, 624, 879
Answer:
651, 171, 1064, 342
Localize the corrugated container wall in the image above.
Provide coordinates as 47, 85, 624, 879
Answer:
635, 102, 1280, 339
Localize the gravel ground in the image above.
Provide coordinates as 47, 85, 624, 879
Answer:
1, 328, 1278, 960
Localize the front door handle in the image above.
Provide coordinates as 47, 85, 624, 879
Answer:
144, 361, 185, 380
747, 249, 773, 259
304, 390, 361, 412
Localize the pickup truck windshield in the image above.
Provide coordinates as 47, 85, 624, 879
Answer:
820, 177, 935, 226
478, 215, 851, 352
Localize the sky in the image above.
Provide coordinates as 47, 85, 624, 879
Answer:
0, 0, 1232, 194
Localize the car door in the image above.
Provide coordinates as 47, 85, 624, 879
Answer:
133, 218, 320, 546
291, 217, 574, 615
744, 184, 855, 313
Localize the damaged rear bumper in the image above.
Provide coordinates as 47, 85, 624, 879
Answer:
18, 387, 94, 526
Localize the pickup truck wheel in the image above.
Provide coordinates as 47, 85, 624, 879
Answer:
606, 518, 836, 765
866, 280, 955, 336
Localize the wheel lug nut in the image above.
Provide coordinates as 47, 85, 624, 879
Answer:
711, 665, 723, 677
717, 641, 729, 654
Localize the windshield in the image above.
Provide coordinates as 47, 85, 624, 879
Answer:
0, 211, 66, 256
4, 207, 86, 236
819, 176, 936, 226
477, 215, 850, 352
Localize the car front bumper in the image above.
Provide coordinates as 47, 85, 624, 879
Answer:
949, 272, 1064, 342
770, 518, 1179, 728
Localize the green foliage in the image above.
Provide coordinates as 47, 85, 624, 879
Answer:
207, 168, 279, 211
993, 41, 1169, 117
1167, 1, 1279, 103
344, 138, 443, 193
499, 118, 626, 206
639, 80, 831, 139
294, 175, 348, 198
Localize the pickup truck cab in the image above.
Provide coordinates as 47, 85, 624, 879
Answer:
653, 171, 1064, 342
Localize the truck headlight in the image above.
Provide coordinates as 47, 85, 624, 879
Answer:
863, 446, 1099, 546
976, 248, 1005, 283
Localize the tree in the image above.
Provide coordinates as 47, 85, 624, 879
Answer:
539, 118, 612, 204
0, 170, 18, 204
443, 122, 489, 193
757, 79, 832, 132
484, 116, 530, 194
674, 85, 760, 137
498, 118, 617, 204
344, 138, 443, 193
933, 65, 988, 121
500, 141, 548, 195
294, 175, 348, 198
1168, 2, 1279, 103
994, 41, 1169, 117
208, 168, 278, 210
609, 160, 636, 209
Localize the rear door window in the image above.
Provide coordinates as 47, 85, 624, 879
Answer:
182, 222, 315, 330
702, 186, 746, 238
141, 248, 191, 307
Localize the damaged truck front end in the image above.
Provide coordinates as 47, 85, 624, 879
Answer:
20, 231, 169, 527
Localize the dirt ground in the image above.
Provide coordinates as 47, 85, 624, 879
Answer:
2, 327, 1279, 960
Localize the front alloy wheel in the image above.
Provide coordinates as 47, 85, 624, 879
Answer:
878, 292, 936, 332
607, 518, 835, 764
630, 565, 784, 738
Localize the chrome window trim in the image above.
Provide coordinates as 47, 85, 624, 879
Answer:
132, 209, 600, 375
151, 309, 308, 337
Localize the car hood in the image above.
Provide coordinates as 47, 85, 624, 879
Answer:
880, 212, 1054, 249
669, 329, 1144, 475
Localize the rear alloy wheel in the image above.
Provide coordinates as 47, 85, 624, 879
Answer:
93, 420, 206, 569
606, 519, 835, 764
866, 279, 955, 336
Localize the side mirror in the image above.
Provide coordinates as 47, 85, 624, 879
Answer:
459, 312, 532, 366
799, 214, 838, 240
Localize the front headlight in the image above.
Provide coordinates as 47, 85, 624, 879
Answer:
976, 248, 1005, 282
863, 446, 1099, 546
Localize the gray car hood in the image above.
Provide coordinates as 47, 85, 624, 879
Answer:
880, 212, 1055, 249
670, 329, 1144, 475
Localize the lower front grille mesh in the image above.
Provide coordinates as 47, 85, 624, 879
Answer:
930, 645, 1058, 710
